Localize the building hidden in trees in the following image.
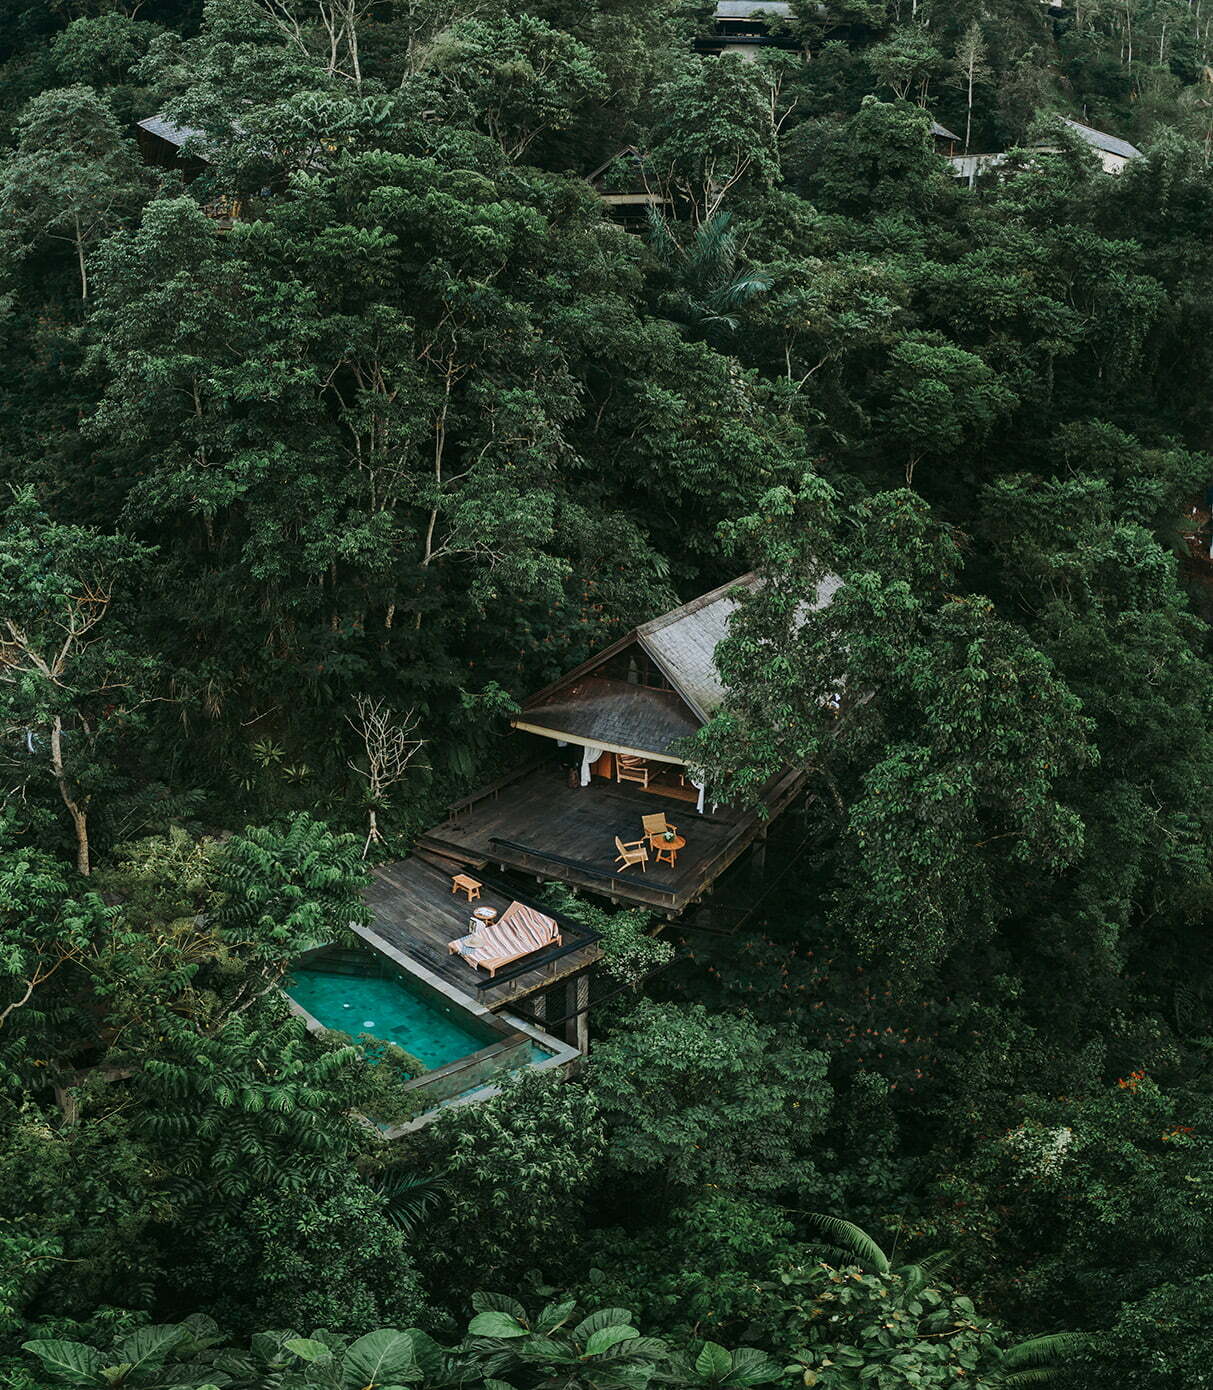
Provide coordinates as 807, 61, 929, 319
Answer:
417, 574, 840, 916
696, 1, 796, 60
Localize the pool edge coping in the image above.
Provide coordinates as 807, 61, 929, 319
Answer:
286, 931, 581, 1136
350, 920, 582, 1059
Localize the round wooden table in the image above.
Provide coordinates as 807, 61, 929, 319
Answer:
652, 834, 686, 868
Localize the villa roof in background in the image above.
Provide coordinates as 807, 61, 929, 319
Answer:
1060, 117, 1142, 160
715, 1, 793, 18
136, 114, 208, 150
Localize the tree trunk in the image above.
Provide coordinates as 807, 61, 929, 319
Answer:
74, 215, 88, 302
50, 717, 90, 875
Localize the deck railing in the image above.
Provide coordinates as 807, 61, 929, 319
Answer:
446, 756, 550, 820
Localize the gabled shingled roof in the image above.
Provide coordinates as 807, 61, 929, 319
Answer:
513, 572, 841, 758
633, 574, 760, 723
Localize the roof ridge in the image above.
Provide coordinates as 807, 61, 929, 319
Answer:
636, 572, 758, 638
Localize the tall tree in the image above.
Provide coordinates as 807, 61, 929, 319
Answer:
953, 19, 989, 152
691, 483, 1095, 973
0, 489, 157, 874
0, 85, 152, 303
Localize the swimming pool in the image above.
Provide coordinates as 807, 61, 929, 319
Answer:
287, 962, 498, 1069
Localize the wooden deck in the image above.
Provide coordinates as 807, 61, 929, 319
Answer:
361, 856, 602, 1009
417, 760, 806, 915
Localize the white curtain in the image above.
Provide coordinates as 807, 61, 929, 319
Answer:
692, 777, 707, 814
579, 744, 606, 787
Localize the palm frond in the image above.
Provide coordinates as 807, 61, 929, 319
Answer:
803, 1214, 891, 1274
1001, 1370, 1068, 1387
710, 273, 773, 311
690, 212, 738, 279
646, 207, 680, 266
372, 1170, 452, 1236
896, 1249, 955, 1294
1001, 1334, 1086, 1371
695, 310, 741, 332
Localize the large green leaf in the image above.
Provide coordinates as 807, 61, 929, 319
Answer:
520, 1336, 571, 1361
402, 1329, 445, 1379
535, 1299, 577, 1333
728, 1346, 784, 1386
342, 1330, 417, 1387
584, 1326, 639, 1357
178, 1314, 221, 1348
116, 1326, 185, 1373
471, 1292, 527, 1322
467, 1311, 530, 1340
286, 1338, 333, 1363
22, 1340, 104, 1385
695, 1342, 734, 1382
573, 1308, 633, 1340
603, 1337, 667, 1361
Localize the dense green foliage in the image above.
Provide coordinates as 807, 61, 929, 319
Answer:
3, 1, 1213, 1387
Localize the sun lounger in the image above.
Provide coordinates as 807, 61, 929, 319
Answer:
448, 900, 562, 977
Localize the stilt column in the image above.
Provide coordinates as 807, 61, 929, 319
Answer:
565, 973, 590, 1053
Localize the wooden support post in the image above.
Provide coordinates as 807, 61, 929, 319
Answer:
751, 826, 768, 879
565, 973, 590, 1053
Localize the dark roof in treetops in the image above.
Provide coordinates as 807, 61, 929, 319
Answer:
514, 572, 842, 757
586, 145, 646, 184
521, 678, 701, 755
1059, 117, 1141, 160
931, 120, 962, 142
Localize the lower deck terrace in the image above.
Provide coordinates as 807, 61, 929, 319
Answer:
361, 855, 603, 1010
417, 756, 806, 916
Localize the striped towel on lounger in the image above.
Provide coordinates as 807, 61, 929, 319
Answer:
453, 901, 561, 970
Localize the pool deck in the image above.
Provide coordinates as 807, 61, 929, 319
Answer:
360, 856, 603, 1011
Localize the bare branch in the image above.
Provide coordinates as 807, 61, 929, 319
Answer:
347, 696, 427, 854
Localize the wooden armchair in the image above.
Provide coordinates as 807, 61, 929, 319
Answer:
642, 812, 678, 846
615, 754, 650, 788
614, 835, 648, 872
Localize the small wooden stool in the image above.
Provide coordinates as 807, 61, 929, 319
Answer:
450, 874, 482, 902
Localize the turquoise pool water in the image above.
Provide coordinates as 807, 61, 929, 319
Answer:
287, 965, 497, 1069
